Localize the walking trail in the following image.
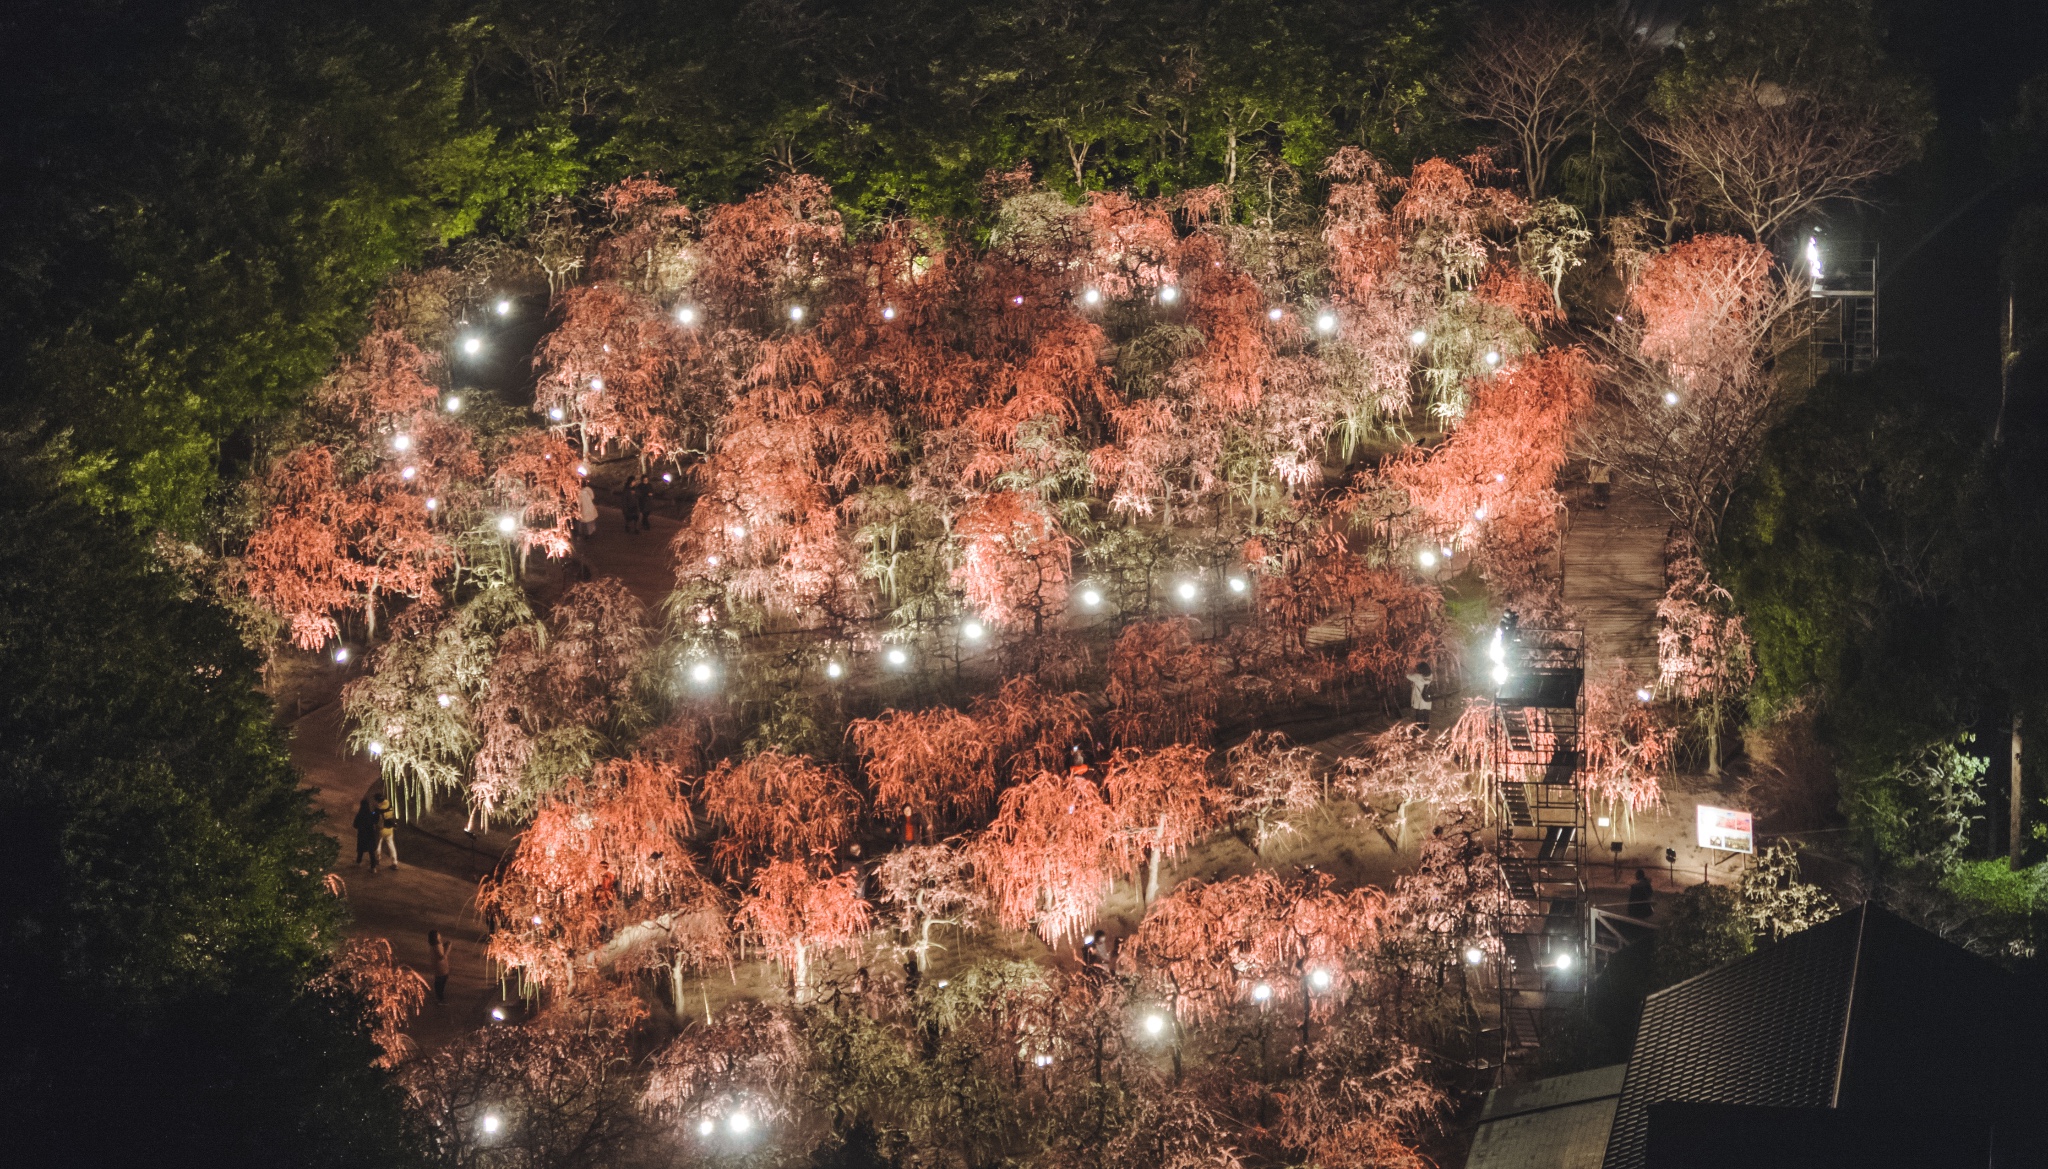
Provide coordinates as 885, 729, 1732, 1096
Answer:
1562, 485, 1666, 682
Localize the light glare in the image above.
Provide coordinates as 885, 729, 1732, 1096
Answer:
1144, 1014, 1165, 1035
446, 395, 462, 413
1465, 947, 1485, 966
495, 299, 512, 316
462, 336, 482, 356
1315, 311, 1337, 333
497, 515, 518, 535
1158, 285, 1179, 303
962, 620, 985, 641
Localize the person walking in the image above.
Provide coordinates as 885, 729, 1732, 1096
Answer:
1405, 662, 1434, 726
427, 930, 452, 1004
620, 475, 642, 534
1627, 868, 1655, 919
374, 792, 400, 870
1588, 460, 1611, 509
576, 481, 599, 540
352, 797, 380, 868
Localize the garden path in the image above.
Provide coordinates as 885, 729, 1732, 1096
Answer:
1561, 485, 1667, 683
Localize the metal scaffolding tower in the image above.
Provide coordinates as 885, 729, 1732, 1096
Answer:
1486, 620, 1587, 1077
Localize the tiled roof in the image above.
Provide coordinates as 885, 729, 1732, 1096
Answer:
1470, 1065, 1626, 1169
1600, 906, 1862, 1169
1601, 903, 2046, 1169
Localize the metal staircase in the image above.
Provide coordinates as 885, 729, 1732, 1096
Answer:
1486, 621, 1587, 1078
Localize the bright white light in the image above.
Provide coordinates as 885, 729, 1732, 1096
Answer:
1663, 391, 1680, 406
690, 662, 715, 684
1408, 329, 1429, 346
575, 464, 588, 477
462, 336, 482, 356
1418, 549, 1438, 569
706, 555, 720, 567
1033, 1054, 1053, 1068
548, 407, 565, 421
1636, 687, 1653, 703
1227, 576, 1247, 593
1309, 968, 1333, 990
882, 306, 897, 321
698, 1119, 715, 1136
392, 434, 412, 453
1473, 505, 1486, 520
729, 525, 747, 539
1464, 947, 1485, 966
446, 395, 462, 413
1268, 306, 1284, 321
1083, 288, 1101, 305
661, 472, 673, 483
333, 647, 350, 664
438, 693, 452, 708
1485, 351, 1500, 366
936, 980, 948, 988
1487, 629, 1506, 665
531, 915, 543, 926
825, 661, 844, 679
1441, 546, 1454, 560
676, 306, 697, 326
1597, 815, 1612, 828
1011, 295, 1024, 306
1494, 472, 1506, 482
1144, 1014, 1165, 1036
1176, 581, 1198, 602
491, 1006, 506, 1021
962, 620, 985, 641
496, 299, 512, 316
1158, 286, 1179, 303
368, 740, 383, 757
1555, 952, 1574, 971
401, 465, 417, 481
1315, 312, 1337, 333
1491, 663, 1511, 686
1081, 588, 1102, 608
1251, 982, 1272, 1003
728, 1113, 752, 1135
497, 515, 519, 535
425, 497, 439, 512
482, 1114, 502, 1135
590, 377, 604, 391
887, 648, 908, 667
789, 305, 805, 322
1805, 236, 1823, 280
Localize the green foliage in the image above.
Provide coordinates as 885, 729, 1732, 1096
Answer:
1736, 844, 1838, 942
1849, 737, 1988, 874
0, 0, 553, 533
0, 447, 423, 1163
1652, 884, 1754, 989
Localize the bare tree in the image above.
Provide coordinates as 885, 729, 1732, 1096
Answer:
1636, 80, 1922, 244
1584, 235, 1813, 545
1452, 6, 1645, 200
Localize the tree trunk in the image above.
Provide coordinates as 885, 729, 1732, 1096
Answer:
2011, 713, 2025, 869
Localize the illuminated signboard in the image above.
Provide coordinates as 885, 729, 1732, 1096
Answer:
1696, 805, 1754, 854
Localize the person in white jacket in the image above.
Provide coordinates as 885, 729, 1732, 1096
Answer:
577, 482, 598, 539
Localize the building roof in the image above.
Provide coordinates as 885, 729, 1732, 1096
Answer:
1468, 1064, 1626, 1169
1600, 902, 2045, 1169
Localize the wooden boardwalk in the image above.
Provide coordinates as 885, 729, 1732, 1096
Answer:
1561, 487, 1667, 682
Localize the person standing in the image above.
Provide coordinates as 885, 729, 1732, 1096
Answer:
620, 475, 642, 534
630, 475, 654, 533
577, 481, 599, 540
1588, 460, 1611, 509
427, 930, 452, 1004
1628, 868, 1655, 919
1405, 662, 1434, 726
352, 797, 380, 868
374, 792, 400, 870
